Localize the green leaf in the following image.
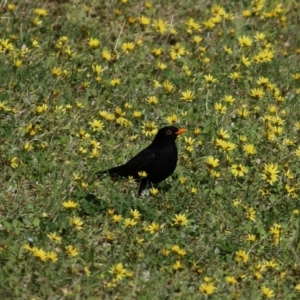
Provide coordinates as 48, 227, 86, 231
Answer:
33, 217, 40, 227
2, 221, 12, 229
215, 186, 223, 195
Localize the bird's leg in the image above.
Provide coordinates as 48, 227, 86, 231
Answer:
137, 179, 148, 196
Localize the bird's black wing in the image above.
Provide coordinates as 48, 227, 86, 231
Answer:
97, 148, 157, 179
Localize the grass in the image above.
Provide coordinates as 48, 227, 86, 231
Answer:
1, 0, 300, 299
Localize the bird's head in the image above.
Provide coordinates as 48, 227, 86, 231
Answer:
152, 126, 187, 143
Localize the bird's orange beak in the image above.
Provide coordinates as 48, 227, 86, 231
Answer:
175, 128, 187, 135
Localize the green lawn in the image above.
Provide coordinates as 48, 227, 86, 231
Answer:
1, 0, 300, 299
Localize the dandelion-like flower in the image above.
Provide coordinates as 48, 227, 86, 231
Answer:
235, 250, 249, 263
88, 38, 100, 49
199, 282, 216, 295
261, 286, 275, 298
66, 245, 78, 257
262, 163, 279, 185
62, 200, 79, 209
89, 119, 104, 131
141, 121, 158, 137
69, 216, 84, 231
123, 218, 137, 228
206, 156, 219, 168
238, 35, 252, 47
231, 164, 248, 177
243, 144, 256, 155
181, 90, 194, 102
109, 263, 127, 280
47, 232, 62, 243
172, 214, 188, 226
32, 247, 47, 261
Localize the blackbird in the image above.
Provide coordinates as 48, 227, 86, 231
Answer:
97, 126, 187, 194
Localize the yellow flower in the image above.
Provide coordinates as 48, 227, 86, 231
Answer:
102, 49, 111, 61
141, 121, 158, 137
147, 96, 158, 105
83, 266, 91, 277
192, 35, 202, 44
69, 216, 84, 231
173, 260, 185, 270
88, 38, 100, 48
122, 42, 135, 53
190, 187, 197, 194
223, 46, 233, 54
262, 163, 279, 185
170, 43, 185, 59
152, 19, 168, 34
139, 15, 150, 25
51, 67, 62, 77
231, 164, 248, 177
34, 8, 48, 16
261, 286, 275, 298
123, 218, 137, 228
238, 108, 250, 118
225, 276, 238, 285
214, 103, 227, 114
32, 247, 47, 261
112, 214, 122, 223
246, 207, 256, 221
161, 248, 171, 256
149, 187, 159, 195
8, 4, 16, 11
138, 171, 147, 178
235, 250, 249, 262
47, 232, 62, 243
92, 64, 104, 74
229, 72, 242, 80
206, 156, 219, 168
171, 245, 186, 256
146, 222, 161, 234
66, 245, 78, 257
254, 32, 266, 41
251, 88, 265, 99
89, 119, 104, 131
47, 251, 58, 263
152, 48, 163, 56
172, 214, 188, 226
224, 95, 235, 104
10, 157, 18, 168
204, 74, 217, 83
238, 35, 252, 47
295, 146, 300, 157
62, 200, 79, 208
181, 90, 194, 102
246, 234, 256, 242
218, 128, 230, 139
199, 282, 216, 295
243, 10, 252, 18
242, 55, 251, 67
109, 263, 127, 280
24, 244, 33, 251
130, 209, 141, 220
14, 59, 22, 68
243, 144, 256, 155
186, 18, 201, 32
163, 80, 175, 93
133, 111, 142, 118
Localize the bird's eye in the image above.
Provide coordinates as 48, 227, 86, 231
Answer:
166, 129, 172, 135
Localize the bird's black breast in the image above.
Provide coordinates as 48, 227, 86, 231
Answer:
145, 144, 178, 184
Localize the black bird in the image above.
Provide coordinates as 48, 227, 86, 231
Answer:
97, 126, 187, 194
